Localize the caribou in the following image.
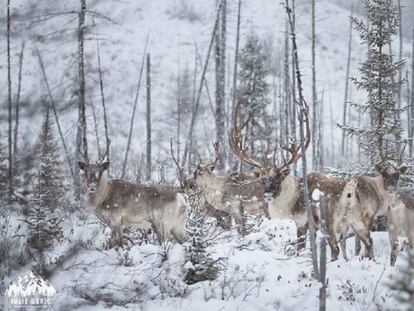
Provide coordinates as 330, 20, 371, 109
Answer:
171, 141, 269, 233
229, 97, 379, 260
78, 158, 189, 246
387, 192, 414, 266
342, 164, 408, 262
229, 97, 320, 250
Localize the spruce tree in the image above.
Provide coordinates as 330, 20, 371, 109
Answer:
184, 188, 218, 285
388, 251, 414, 308
34, 105, 66, 210
25, 105, 65, 249
237, 34, 272, 160
340, 0, 404, 166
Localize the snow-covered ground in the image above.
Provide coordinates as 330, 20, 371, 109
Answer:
1, 211, 411, 311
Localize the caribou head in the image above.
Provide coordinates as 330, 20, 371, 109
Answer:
78, 160, 110, 193
374, 163, 407, 191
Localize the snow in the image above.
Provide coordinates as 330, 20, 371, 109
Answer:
2, 211, 411, 311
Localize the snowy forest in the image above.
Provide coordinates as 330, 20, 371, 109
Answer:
1, 0, 414, 310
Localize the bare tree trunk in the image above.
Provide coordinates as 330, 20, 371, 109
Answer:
285, 0, 320, 280
90, 101, 101, 158
76, 0, 88, 175
214, 0, 226, 171
37, 49, 75, 182
395, 0, 403, 155
184, 0, 224, 167
230, 0, 242, 169
291, 0, 297, 175
411, 27, 414, 160
317, 88, 324, 170
146, 53, 152, 181
283, 20, 291, 152
406, 70, 411, 158
311, 0, 318, 170
121, 35, 149, 178
341, 7, 353, 157
97, 41, 110, 161
319, 194, 327, 311
176, 61, 182, 162
329, 93, 335, 166
7, 0, 13, 201
13, 41, 24, 166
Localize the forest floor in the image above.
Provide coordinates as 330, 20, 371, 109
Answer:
2, 210, 410, 311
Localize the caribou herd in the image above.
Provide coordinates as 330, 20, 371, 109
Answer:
78, 98, 413, 266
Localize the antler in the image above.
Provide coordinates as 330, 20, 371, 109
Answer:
229, 97, 268, 173
98, 139, 111, 164
229, 97, 311, 174
206, 141, 219, 168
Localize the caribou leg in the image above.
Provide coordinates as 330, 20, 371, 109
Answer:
327, 221, 340, 261
351, 223, 374, 260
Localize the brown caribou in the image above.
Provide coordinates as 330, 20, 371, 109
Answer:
170, 138, 269, 233
78, 159, 189, 246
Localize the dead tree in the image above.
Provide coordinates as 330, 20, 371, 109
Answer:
396, 0, 403, 155
283, 20, 291, 151
341, 7, 353, 157
214, 0, 227, 170
7, 0, 13, 201
319, 194, 327, 311
13, 41, 24, 165
406, 70, 411, 158
311, 0, 318, 170
291, 0, 297, 175
121, 35, 149, 178
230, 0, 242, 168
75, 0, 88, 193
411, 27, 414, 159
146, 53, 152, 181
184, 0, 224, 168
285, 0, 320, 280
97, 41, 110, 163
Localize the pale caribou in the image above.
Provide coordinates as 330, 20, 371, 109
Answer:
387, 191, 414, 266
78, 159, 190, 246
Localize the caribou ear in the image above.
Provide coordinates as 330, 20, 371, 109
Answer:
374, 163, 383, 173
101, 161, 110, 171
78, 161, 87, 171
207, 164, 215, 172
281, 169, 290, 179
399, 166, 408, 174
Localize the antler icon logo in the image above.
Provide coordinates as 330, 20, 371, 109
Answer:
4, 271, 56, 307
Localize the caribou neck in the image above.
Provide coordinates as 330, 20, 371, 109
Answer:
85, 175, 110, 211
268, 173, 300, 219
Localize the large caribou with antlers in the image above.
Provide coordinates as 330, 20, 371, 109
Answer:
229, 98, 381, 260
229, 97, 319, 249
78, 151, 190, 246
